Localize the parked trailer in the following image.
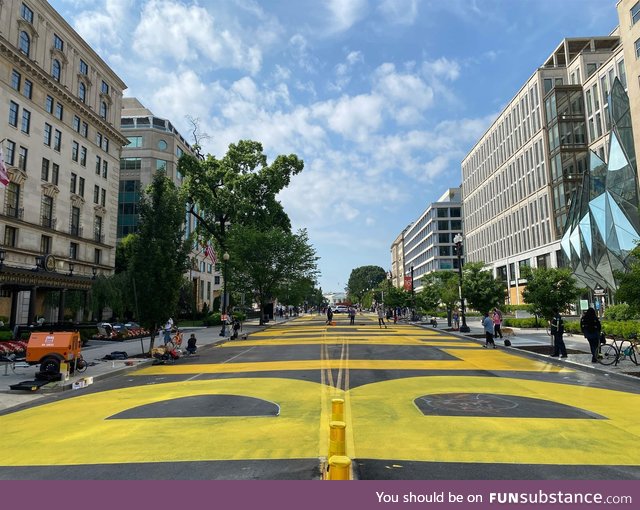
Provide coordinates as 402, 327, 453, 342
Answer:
26, 331, 83, 374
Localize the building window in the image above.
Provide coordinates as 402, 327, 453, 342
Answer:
8, 101, 19, 127
53, 33, 64, 51
70, 206, 80, 236
120, 157, 141, 170
5, 141, 16, 166
23, 79, 32, 100
94, 248, 101, 265
96, 155, 101, 175
79, 59, 88, 75
158, 140, 168, 150
21, 109, 31, 134
635, 38, 640, 60
632, 2, 640, 25
21, 3, 34, 23
102, 161, 108, 178
156, 159, 167, 173
18, 31, 30, 56
11, 70, 21, 90
78, 82, 86, 103
41, 235, 52, 254
69, 242, 78, 260
41, 158, 49, 181
79, 177, 85, 198
94, 185, 99, 204
18, 146, 27, 171
101, 188, 106, 207
80, 146, 87, 166
127, 136, 143, 148
618, 59, 627, 87
4, 226, 17, 248
94, 216, 103, 243
52, 163, 59, 185
70, 173, 77, 194
6, 183, 20, 217
96, 132, 102, 147
73, 115, 80, 132
101, 81, 109, 94
72, 141, 79, 162
100, 101, 108, 120
81, 121, 88, 138
55, 103, 63, 121
103, 138, 109, 153
45, 95, 54, 113
51, 59, 61, 81
41, 196, 54, 229
53, 129, 62, 152
44, 123, 52, 146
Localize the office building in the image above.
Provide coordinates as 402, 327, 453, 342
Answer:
0, 0, 126, 326
399, 188, 462, 292
119, 98, 220, 313
461, 34, 628, 304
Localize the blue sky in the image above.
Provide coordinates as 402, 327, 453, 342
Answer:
50, 0, 619, 293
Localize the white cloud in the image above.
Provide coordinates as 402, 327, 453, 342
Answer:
132, 0, 263, 74
422, 57, 461, 82
327, 0, 368, 32
71, 0, 134, 53
313, 94, 384, 142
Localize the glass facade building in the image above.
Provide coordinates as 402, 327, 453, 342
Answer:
561, 78, 640, 290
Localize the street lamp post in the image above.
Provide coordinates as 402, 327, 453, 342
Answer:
453, 234, 470, 333
410, 265, 416, 321
220, 251, 230, 336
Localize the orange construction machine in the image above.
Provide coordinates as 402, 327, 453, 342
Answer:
26, 331, 84, 374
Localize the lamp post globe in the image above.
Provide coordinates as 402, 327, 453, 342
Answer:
453, 234, 470, 333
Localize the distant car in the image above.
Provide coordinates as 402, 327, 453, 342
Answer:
335, 305, 349, 313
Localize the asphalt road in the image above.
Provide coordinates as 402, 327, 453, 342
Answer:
1, 313, 640, 480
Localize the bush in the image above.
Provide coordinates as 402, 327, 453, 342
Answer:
603, 303, 638, 321
203, 312, 222, 327
601, 320, 640, 339
503, 317, 543, 328
0, 331, 14, 341
233, 311, 247, 322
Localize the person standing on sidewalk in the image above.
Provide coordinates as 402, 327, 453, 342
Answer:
581, 307, 602, 363
549, 308, 567, 358
492, 308, 503, 339
348, 306, 356, 325
482, 311, 496, 348
326, 306, 334, 325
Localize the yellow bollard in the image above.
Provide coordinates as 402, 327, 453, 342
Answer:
327, 455, 351, 480
331, 398, 344, 422
329, 420, 346, 459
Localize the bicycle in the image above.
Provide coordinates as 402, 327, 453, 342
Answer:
599, 335, 640, 366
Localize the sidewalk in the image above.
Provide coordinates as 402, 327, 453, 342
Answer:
424, 315, 640, 380
0, 317, 282, 412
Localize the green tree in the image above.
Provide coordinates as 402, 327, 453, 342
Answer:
115, 233, 137, 274
614, 244, 640, 312
521, 266, 583, 325
178, 140, 304, 253
129, 173, 191, 351
347, 266, 387, 303
229, 226, 319, 324
462, 262, 506, 315
415, 271, 459, 323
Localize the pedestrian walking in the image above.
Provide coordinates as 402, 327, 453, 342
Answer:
492, 308, 503, 339
581, 307, 602, 363
452, 310, 460, 330
326, 306, 334, 325
549, 308, 567, 358
377, 306, 387, 329
348, 306, 356, 325
482, 311, 495, 348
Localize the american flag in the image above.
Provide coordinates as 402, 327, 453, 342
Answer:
0, 145, 9, 188
204, 244, 217, 265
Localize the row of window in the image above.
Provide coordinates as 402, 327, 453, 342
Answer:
18, 2, 112, 120
4, 224, 103, 265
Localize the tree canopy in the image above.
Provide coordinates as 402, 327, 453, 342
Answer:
462, 262, 506, 315
178, 139, 304, 252
347, 265, 387, 303
521, 266, 583, 321
228, 226, 319, 322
